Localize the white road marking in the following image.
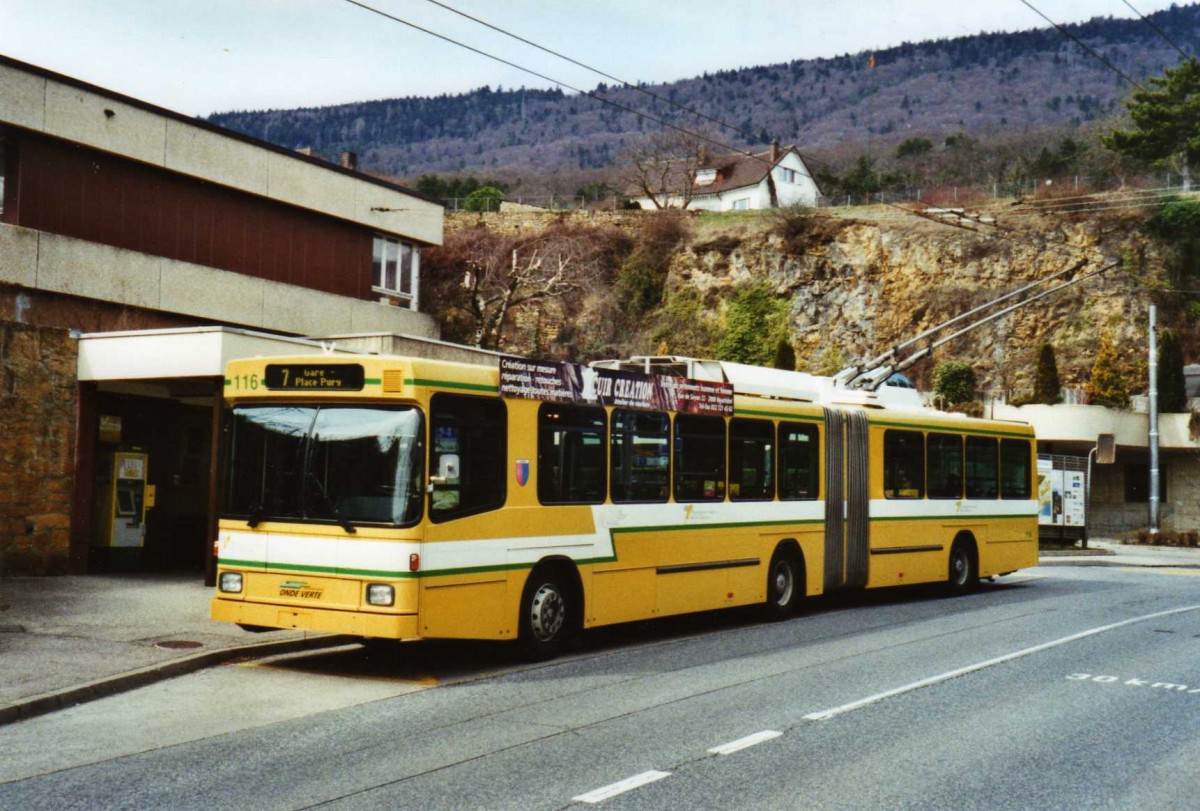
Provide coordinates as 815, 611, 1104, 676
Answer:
573, 771, 672, 804
804, 603, 1200, 722
708, 730, 783, 756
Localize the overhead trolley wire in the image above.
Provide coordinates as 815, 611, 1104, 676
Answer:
419, 0, 828, 168
341, 0, 818, 184
1016, 0, 1146, 91
1119, 0, 1192, 60
343, 0, 1155, 376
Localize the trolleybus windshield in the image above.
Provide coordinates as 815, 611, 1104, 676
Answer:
223, 405, 425, 528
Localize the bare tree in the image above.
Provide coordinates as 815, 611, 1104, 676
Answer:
423, 225, 625, 351
621, 129, 710, 210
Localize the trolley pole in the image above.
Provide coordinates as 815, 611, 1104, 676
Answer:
1148, 305, 1161, 535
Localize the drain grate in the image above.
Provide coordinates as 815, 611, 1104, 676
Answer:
155, 640, 204, 650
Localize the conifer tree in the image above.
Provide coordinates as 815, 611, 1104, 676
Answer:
1157, 328, 1188, 412
1033, 343, 1062, 404
1085, 332, 1131, 409
1104, 58, 1200, 178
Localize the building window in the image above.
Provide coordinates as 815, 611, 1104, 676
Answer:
780, 168, 797, 184
1124, 463, 1167, 503
730, 198, 750, 210
372, 235, 420, 309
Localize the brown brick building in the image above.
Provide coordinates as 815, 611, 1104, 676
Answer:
0, 55, 463, 578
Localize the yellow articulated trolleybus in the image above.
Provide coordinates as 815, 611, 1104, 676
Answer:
212, 354, 1038, 656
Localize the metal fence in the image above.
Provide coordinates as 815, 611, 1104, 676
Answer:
441, 171, 1197, 213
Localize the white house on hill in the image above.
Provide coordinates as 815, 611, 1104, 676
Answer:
633, 142, 821, 211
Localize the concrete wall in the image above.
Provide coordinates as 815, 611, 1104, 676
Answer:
1089, 452, 1200, 536
0, 59, 443, 247
0, 223, 439, 339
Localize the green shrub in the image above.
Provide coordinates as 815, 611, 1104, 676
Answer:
932, 361, 977, 406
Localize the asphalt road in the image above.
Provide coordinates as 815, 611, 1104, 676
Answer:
1, 565, 1198, 810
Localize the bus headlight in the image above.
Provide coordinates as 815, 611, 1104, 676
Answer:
219, 572, 244, 593
366, 583, 395, 606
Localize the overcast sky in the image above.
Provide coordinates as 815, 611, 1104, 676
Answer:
0, 0, 1186, 117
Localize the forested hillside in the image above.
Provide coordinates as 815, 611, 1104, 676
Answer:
208, 6, 1200, 194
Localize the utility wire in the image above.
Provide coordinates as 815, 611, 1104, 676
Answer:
349, 0, 1147, 366
1119, 0, 1192, 60
341, 0, 817, 184
1016, 0, 1146, 91
420, 0, 827, 168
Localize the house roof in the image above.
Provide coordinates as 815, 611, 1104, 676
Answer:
631, 143, 817, 200
691, 146, 795, 197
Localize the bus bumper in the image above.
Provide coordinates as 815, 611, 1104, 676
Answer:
211, 597, 420, 639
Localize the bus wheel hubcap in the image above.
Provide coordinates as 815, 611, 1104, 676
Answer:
530, 584, 564, 641
773, 562, 793, 604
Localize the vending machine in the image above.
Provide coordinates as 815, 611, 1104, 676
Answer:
92, 451, 154, 570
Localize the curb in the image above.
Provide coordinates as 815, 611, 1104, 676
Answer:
0, 633, 353, 728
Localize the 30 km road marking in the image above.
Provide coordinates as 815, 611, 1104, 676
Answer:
708, 730, 783, 756
804, 603, 1200, 722
573, 771, 671, 804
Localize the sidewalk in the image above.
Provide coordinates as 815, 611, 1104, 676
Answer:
1, 539, 1197, 727
0, 574, 347, 726
1037, 537, 1200, 568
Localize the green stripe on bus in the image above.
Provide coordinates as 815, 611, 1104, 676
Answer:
871, 513, 1037, 522
734, 408, 824, 422
870, 418, 1032, 438
364, 378, 382, 385
611, 518, 824, 535
219, 558, 416, 579
407, 378, 500, 393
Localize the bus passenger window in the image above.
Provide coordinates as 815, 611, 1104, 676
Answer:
538, 403, 606, 504
927, 433, 963, 499
965, 436, 999, 499
779, 422, 819, 500
729, 419, 774, 501
884, 430, 925, 499
1000, 438, 1032, 499
673, 414, 726, 502
611, 409, 670, 503
429, 394, 506, 521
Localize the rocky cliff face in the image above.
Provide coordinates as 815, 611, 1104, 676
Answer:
443, 205, 1178, 397
671, 207, 1167, 396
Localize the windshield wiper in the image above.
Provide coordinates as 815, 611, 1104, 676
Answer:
305, 471, 357, 534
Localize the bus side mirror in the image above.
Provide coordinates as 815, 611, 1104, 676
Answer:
1096, 433, 1115, 465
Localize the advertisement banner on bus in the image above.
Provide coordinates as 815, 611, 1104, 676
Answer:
499, 357, 733, 416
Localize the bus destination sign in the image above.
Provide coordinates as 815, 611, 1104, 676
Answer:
499, 358, 733, 417
265, 364, 365, 391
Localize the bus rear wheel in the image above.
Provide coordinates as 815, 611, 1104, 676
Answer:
946, 539, 978, 595
764, 548, 804, 621
519, 570, 575, 659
